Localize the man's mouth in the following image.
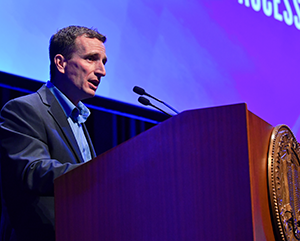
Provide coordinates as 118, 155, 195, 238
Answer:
88, 80, 99, 90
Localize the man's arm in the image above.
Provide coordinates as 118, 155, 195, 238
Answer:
0, 97, 83, 196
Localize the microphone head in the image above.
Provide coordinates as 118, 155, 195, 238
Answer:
138, 96, 151, 106
133, 86, 146, 95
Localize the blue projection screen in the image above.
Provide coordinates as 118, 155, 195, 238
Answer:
0, 0, 300, 138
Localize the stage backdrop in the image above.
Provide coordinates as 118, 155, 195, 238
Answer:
0, 0, 299, 138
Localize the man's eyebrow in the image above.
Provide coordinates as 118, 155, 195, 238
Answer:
83, 52, 107, 64
84, 52, 99, 58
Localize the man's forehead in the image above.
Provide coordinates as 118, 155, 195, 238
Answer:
75, 35, 105, 52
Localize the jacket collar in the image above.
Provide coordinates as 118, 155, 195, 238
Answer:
36, 85, 95, 163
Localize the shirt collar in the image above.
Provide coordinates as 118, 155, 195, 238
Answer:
46, 81, 90, 124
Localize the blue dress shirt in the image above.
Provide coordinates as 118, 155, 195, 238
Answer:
46, 81, 92, 162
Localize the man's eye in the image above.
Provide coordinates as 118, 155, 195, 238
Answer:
86, 55, 96, 61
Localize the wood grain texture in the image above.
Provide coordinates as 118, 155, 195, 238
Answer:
55, 103, 274, 241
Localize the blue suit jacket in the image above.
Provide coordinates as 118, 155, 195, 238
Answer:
0, 85, 96, 241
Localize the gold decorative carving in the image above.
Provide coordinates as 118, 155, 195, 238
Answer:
268, 125, 300, 241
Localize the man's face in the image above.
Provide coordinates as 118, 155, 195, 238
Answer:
63, 35, 107, 105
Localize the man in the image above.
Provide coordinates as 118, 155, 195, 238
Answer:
0, 26, 107, 241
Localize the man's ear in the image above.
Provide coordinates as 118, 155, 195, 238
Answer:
54, 54, 67, 74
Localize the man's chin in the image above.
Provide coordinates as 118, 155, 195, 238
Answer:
87, 93, 96, 99
81, 91, 96, 101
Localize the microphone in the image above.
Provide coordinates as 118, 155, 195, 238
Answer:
138, 96, 173, 117
133, 86, 179, 114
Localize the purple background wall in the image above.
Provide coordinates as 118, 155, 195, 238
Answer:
0, 0, 299, 138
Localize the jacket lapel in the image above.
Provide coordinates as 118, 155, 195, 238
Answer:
37, 85, 85, 163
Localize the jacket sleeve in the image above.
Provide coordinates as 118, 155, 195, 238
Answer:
0, 97, 83, 196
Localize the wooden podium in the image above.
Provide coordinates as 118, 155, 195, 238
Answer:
54, 103, 275, 240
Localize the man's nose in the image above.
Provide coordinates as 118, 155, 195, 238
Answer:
95, 62, 106, 79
